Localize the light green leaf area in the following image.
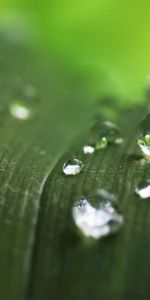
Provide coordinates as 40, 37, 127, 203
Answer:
1, 1, 150, 100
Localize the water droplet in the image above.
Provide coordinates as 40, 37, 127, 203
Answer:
63, 159, 84, 175
83, 145, 95, 154
95, 137, 107, 150
72, 189, 123, 239
115, 137, 124, 144
137, 136, 150, 156
135, 179, 150, 199
90, 120, 120, 149
137, 114, 150, 156
10, 101, 32, 120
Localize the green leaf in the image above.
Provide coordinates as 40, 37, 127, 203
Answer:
26, 102, 150, 299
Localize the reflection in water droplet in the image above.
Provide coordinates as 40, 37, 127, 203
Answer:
137, 114, 150, 156
83, 145, 95, 154
135, 179, 150, 199
10, 101, 32, 120
95, 137, 107, 150
63, 159, 84, 175
72, 189, 123, 239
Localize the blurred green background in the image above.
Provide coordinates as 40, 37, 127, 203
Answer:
0, 3, 150, 298
1, 0, 150, 102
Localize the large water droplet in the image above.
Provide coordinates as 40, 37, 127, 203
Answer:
137, 114, 150, 156
63, 159, 84, 175
72, 189, 123, 239
10, 100, 32, 120
135, 179, 150, 199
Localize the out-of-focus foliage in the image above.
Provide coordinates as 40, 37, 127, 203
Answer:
0, 3, 150, 299
1, 1, 150, 100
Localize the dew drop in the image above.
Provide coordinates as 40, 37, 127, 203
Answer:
63, 159, 84, 175
137, 114, 150, 156
10, 100, 32, 120
90, 120, 121, 149
83, 145, 95, 154
137, 136, 150, 157
135, 179, 150, 199
95, 137, 107, 150
72, 189, 123, 239
115, 137, 124, 144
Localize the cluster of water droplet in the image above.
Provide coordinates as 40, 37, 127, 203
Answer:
63, 121, 123, 175
62, 119, 125, 239
83, 120, 123, 155
62, 113, 150, 240
63, 120, 123, 178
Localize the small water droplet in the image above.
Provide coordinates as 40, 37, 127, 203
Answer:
95, 137, 107, 150
137, 136, 150, 156
137, 114, 150, 156
63, 159, 84, 175
10, 101, 32, 120
135, 179, 150, 199
115, 137, 124, 144
72, 189, 123, 239
83, 145, 95, 154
